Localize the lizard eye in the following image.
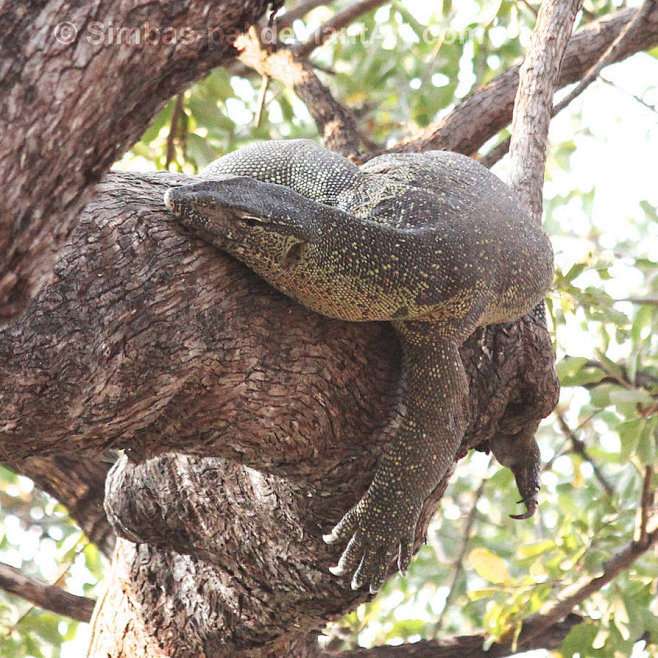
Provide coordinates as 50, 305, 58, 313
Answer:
239, 213, 269, 228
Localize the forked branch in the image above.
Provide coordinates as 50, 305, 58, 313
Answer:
236, 27, 362, 156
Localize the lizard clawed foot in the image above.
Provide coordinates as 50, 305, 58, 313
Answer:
510, 492, 538, 520
490, 432, 541, 521
323, 490, 420, 593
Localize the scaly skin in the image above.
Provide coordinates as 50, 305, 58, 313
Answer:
164, 139, 554, 593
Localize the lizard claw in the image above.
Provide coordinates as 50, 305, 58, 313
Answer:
325, 488, 421, 593
323, 507, 358, 546
328, 531, 363, 577
490, 432, 541, 521
510, 493, 537, 520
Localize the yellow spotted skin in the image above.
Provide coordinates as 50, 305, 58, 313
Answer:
164, 139, 554, 593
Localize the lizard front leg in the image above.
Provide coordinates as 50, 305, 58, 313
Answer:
324, 320, 470, 592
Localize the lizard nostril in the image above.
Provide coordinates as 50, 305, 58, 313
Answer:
282, 241, 306, 269
163, 189, 179, 214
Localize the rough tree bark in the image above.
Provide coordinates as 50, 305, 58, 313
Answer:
507, 0, 584, 221
1, 1, 657, 656
2, 169, 557, 655
0, 0, 281, 324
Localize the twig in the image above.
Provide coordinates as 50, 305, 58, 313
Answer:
379, 5, 658, 158
571, 358, 658, 391
638, 466, 654, 545
556, 413, 614, 496
321, 614, 582, 656
339, 512, 657, 654
552, 0, 656, 116
517, 0, 539, 17
482, 0, 655, 168
254, 75, 270, 127
165, 94, 185, 171
0, 561, 95, 624
519, 524, 658, 646
543, 410, 602, 473
1, 541, 92, 632
615, 297, 658, 306
276, 0, 335, 30
294, 0, 389, 58
598, 75, 658, 115
479, 136, 511, 168
590, 357, 634, 390
435, 464, 490, 632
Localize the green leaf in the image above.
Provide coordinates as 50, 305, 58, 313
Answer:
630, 303, 653, 345
609, 388, 653, 405
637, 417, 657, 465
589, 383, 617, 408
560, 621, 599, 657
469, 548, 510, 585
141, 99, 174, 144
517, 539, 555, 560
557, 357, 606, 387
618, 419, 644, 460
556, 356, 589, 380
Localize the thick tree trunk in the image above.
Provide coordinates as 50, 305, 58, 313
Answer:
1, 171, 558, 655
11, 1, 658, 654
0, 0, 278, 324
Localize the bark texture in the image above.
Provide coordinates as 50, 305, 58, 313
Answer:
508, 0, 584, 222
0, 0, 279, 324
1, 172, 558, 655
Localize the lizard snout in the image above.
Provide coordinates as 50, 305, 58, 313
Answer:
163, 188, 181, 216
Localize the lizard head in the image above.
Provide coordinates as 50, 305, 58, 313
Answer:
164, 177, 319, 275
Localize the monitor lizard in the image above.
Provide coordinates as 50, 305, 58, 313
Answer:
163, 139, 554, 593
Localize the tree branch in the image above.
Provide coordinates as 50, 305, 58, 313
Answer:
616, 297, 658, 306
552, 0, 656, 117
482, 0, 656, 168
2, 455, 115, 558
236, 28, 362, 155
320, 614, 583, 656
293, 0, 389, 58
639, 466, 654, 545
1, 169, 559, 653
0, 561, 96, 623
165, 94, 185, 171
0, 0, 275, 325
520, 525, 658, 645
556, 413, 614, 496
434, 465, 490, 633
383, 5, 658, 157
507, 0, 584, 221
276, 0, 337, 30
